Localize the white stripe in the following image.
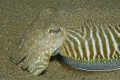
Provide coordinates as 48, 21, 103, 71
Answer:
82, 27, 87, 38
67, 29, 84, 59
28, 64, 45, 73
117, 24, 120, 29
95, 24, 105, 59
85, 40, 90, 60
101, 25, 111, 59
34, 52, 44, 63
67, 32, 78, 59
110, 24, 120, 37
105, 24, 120, 56
33, 69, 43, 76
38, 65, 46, 68
75, 27, 87, 38
74, 27, 86, 38
68, 29, 83, 38
64, 42, 72, 57
89, 26, 97, 60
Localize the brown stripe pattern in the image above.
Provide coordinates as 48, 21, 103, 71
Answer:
60, 23, 120, 62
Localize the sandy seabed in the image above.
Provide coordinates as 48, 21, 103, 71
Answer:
0, 0, 120, 80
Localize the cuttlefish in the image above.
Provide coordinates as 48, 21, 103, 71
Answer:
11, 7, 120, 76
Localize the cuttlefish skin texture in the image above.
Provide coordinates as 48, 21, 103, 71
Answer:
11, 7, 120, 76
11, 8, 66, 76
60, 23, 120, 71
59, 8, 120, 71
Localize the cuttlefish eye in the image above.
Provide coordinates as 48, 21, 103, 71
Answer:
49, 28, 52, 33
48, 28, 61, 34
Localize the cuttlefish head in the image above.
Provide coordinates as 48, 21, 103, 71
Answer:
10, 8, 66, 76
27, 23, 66, 76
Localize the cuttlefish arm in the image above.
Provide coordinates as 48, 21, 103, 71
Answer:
10, 7, 67, 76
